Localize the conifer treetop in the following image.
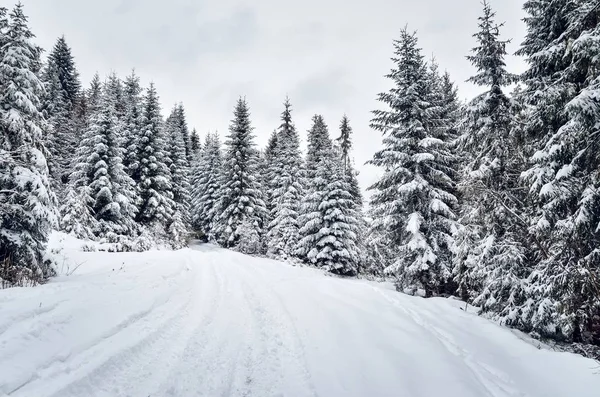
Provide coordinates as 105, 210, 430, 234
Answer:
466, 0, 516, 88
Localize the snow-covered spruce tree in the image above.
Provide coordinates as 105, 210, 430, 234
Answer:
367, 28, 458, 297
296, 115, 332, 260
337, 115, 352, 172
190, 128, 200, 160
61, 82, 137, 241
59, 76, 104, 239
334, 115, 371, 274
59, 185, 96, 240
46, 35, 81, 107
164, 105, 191, 241
336, 115, 363, 210
453, 1, 529, 322
41, 62, 71, 189
87, 72, 102, 113
440, 71, 462, 141
173, 103, 191, 164
190, 132, 222, 240
105, 72, 126, 120
0, 4, 57, 286
266, 98, 304, 259
520, 0, 600, 344
136, 83, 179, 244
122, 70, 143, 187
214, 98, 266, 252
261, 130, 280, 227
296, 142, 361, 276
305, 115, 333, 181
41, 36, 81, 188
427, 59, 462, 146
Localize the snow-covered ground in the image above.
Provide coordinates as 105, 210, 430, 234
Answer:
1, 237, 599, 397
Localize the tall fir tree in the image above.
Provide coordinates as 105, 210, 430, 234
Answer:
42, 35, 81, 188
190, 132, 222, 240
0, 3, 57, 285
335, 115, 369, 273
214, 98, 266, 252
520, 0, 600, 344
453, 1, 529, 322
336, 115, 363, 210
337, 115, 352, 172
46, 35, 80, 106
190, 128, 200, 159
105, 72, 125, 120
368, 28, 458, 296
266, 98, 304, 259
61, 82, 137, 240
173, 103, 192, 164
42, 62, 72, 187
87, 73, 102, 113
136, 83, 176, 240
262, 129, 280, 225
440, 72, 462, 141
165, 105, 191, 237
305, 115, 332, 181
296, 121, 361, 275
122, 70, 143, 187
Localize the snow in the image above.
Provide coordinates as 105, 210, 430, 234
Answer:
555, 164, 574, 180
1, 238, 599, 397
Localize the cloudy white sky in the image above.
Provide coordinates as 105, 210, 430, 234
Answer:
22, 0, 526, 193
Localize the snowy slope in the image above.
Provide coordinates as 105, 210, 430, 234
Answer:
1, 240, 599, 397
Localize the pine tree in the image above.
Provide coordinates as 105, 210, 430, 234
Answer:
336, 115, 363, 210
440, 72, 461, 141
368, 28, 458, 296
105, 72, 125, 120
59, 185, 96, 240
0, 3, 57, 286
214, 98, 266, 251
337, 115, 352, 171
305, 115, 332, 181
453, 1, 529, 322
173, 103, 191, 164
122, 70, 143, 186
46, 35, 80, 107
136, 83, 176, 240
520, 0, 600, 343
266, 98, 304, 259
42, 62, 72, 187
190, 128, 200, 159
262, 130, 280, 222
190, 132, 222, 240
297, 137, 361, 275
87, 73, 102, 114
165, 105, 191, 239
62, 83, 137, 240
42, 36, 81, 187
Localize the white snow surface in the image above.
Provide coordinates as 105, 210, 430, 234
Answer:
1, 236, 599, 397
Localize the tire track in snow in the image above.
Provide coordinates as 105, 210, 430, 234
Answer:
154, 254, 229, 396
226, 255, 317, 397
155, 251, 242, 396
43, 258, 199, 397
5, 260, 191, 397
1, 255, 181, 360
0, 298, 70, 336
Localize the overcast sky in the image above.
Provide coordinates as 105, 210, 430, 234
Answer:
22, 0, 526, 193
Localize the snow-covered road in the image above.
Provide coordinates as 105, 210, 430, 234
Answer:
1, 241, 599, 397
